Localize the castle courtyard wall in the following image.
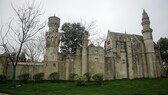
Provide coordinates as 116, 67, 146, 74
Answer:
6, 62, 43, 80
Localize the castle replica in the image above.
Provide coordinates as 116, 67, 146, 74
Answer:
44, 15, 105, 80
0, 10, 162, 80
43, 10, 161, 80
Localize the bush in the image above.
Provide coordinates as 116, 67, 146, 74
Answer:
69, 73, 77, 80
0, 74, 6, 83
33, 73, 44, 82
84, 72, 91, 82
162, 66, 168, 77
18, 73, 31, 83
75, 75, 87, 86
92, 73, 103, 85
48, 72, 59, 81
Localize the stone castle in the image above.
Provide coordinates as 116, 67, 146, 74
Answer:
43, 10, 161, 80
0, 10, 162, 80
44, 15, 105, 80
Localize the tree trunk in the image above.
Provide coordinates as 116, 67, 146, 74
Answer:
12, 66, 16, 87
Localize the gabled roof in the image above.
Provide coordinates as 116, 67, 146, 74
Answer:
107, 30, 144, 43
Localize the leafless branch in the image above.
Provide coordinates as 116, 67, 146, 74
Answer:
0, 1, 46, 87
80, 19, 97, 32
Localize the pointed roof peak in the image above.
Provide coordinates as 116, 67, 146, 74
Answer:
143, 9, 147, 15
143, 9, 146, 13
142, 9, 149, 18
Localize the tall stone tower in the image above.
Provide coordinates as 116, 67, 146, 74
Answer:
44, 16, 60, 79
141, 10, 155, 78
82, 31, 89, 75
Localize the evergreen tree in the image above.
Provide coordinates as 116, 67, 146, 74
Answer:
60, 23, 85, 53
159, 37, 168, 64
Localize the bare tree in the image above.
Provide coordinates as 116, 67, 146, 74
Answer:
23, 39, 44, 78
23, 30, 46, 62
90, 33, 106, 46
24, 40, 42, 62
0, 1, 46, 87
37, 30, 46, 59
80, 19, 97, 32
80, 20, 106, 46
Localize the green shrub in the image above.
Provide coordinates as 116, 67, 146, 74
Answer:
75, 75, 87, 86
48, 72, 59, 81
92, 73, 103, 85
0, 74, 6, 83
69, 73, 77, 80
18, 73, 31, 83
33, 73, 44, 82
162, 66, 168, 77
84, 72, 91, 82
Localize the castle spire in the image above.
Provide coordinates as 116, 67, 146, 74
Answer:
142, 9, 150, 26
141, 9, 156, 78
142, 9, 149, 18
141, 9, 152, 33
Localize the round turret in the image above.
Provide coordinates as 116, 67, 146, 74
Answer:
48, 16, 60, 27
48, 16, 60, 32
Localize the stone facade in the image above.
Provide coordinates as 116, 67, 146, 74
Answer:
43, 16, 104, 79
1, 10, 162, 80
104, 10, 161, 80
43, 10, 161, 80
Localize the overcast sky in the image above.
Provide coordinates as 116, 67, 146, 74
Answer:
0, 0, 168, 42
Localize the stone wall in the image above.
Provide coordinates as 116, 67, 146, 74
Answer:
88, 45, 104, 76
0, 54, 8, 75
58, 54, 76, 80
57, 46, 105, 80
6, 62, 43, 80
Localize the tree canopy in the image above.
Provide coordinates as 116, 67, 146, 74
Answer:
60, 22, 85, 53
159, 37, 168, 64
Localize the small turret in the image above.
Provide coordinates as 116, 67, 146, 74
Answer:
48, 16, 60, 32
141, 10, 153, 44
142, 9, 150, 24
141, 9, 153, 34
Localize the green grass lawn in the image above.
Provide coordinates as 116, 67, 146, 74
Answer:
0, 79, 168, 95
